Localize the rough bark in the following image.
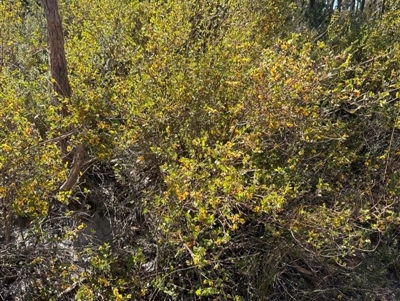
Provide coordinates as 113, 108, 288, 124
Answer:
41, 0, 84, 191
41, 0, 71, 106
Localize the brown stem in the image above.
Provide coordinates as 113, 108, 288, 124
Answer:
41, 0, 85, 191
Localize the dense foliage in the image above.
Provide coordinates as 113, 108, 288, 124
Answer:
1, 0, 400, 300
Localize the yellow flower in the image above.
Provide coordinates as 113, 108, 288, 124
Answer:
112, 287, 123, 300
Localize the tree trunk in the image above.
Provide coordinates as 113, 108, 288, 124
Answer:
41, 0, 70, 159
41, 0, 70, 106
41, 0, 84, 191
